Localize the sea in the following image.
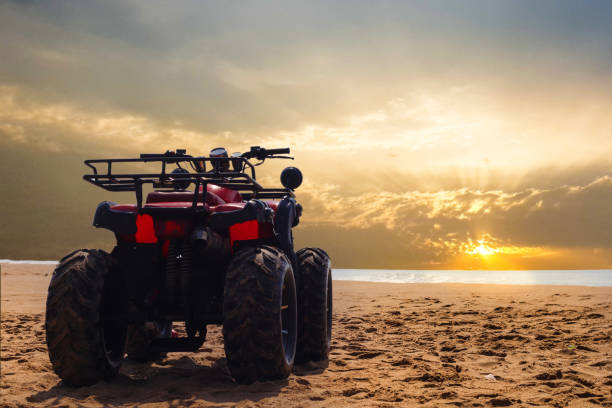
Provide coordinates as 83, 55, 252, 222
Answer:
334, 269, 612, 287
2, 260, 611, 287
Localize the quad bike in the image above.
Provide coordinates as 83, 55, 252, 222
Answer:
45, 146, 332, 385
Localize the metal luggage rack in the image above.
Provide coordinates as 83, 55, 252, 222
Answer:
83, 155, 293, 210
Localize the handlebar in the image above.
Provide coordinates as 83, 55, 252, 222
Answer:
241, 146, 290, 160
265, 147, 290, 155
140, 147, 290, 162
140, 149, 188, 159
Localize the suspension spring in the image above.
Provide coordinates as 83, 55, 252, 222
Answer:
180, 240, 193, 310
165, 240, 180, 307
180, 240, 196, 336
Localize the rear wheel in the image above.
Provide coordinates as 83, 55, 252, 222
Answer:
223, 246, 297, 384
46, 249, 127, 386
295, 247, 332, 363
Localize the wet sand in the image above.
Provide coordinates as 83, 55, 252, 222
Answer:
1, 262, 611, 407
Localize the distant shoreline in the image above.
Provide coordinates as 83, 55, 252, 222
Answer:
0, 259, 59, 265
2, 260, 610, 287
2, 259, 612, 271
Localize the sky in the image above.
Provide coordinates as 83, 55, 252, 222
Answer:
1, 0, 612, 269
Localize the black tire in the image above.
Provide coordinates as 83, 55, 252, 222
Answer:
126, 321, 171, 362
46, 249, 127, 386
295, 247, 332, 363
223, 246, 297, 384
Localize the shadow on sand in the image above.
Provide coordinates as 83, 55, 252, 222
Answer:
27, 356, 328, 406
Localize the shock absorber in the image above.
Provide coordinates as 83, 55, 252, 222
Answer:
180, 240, 196, 337
165, 240, 180, 307
180, 240, 193, 310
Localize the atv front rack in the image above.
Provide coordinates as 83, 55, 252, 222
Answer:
84, 156, 293, 209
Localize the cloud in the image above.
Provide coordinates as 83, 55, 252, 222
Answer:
297, 174, 612, 258
2, 1, 612, 268
2, 1, 612, 179
0, 85, 244, 154
2, 0, 612, 137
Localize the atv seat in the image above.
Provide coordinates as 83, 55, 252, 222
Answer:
146, 184, 243, 206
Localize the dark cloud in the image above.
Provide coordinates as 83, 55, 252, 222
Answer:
2, 0, 611, 136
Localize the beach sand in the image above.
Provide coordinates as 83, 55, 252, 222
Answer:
1, 262, 611, 407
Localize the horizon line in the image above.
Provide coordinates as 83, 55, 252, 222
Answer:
2, 259, 612, 272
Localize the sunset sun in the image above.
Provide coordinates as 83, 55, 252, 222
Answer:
470, 244, 496, 257
465, 239, 499, 257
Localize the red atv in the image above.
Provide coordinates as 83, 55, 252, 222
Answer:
45, 146, 332, 385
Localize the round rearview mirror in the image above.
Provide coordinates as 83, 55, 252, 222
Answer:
280, 167, 303, 190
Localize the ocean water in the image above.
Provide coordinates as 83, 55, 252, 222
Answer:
0, 259, 60, 265
334, 269, 612, 287
2, 260, 611, 286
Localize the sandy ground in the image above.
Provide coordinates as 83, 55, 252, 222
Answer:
1, 263, 611, 407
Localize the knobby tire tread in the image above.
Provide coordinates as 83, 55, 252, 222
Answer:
296, 247, 332, 363
222, 245, 295, 384
45, 249, 120, 386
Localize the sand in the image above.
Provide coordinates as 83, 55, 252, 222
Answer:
1, 262, 611, 407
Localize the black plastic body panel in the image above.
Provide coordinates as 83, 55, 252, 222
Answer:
274, 197, 299, 267
93, 201, 137, 234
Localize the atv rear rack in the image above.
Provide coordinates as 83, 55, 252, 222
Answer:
84, 155, 293, 209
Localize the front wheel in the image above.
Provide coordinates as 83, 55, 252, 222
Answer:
295, 247, 332, 363
46, 249, 127, 386
223, 246, 297, 384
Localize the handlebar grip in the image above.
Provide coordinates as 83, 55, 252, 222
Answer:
140, 151, 190, 159
266, 148, 290, 155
